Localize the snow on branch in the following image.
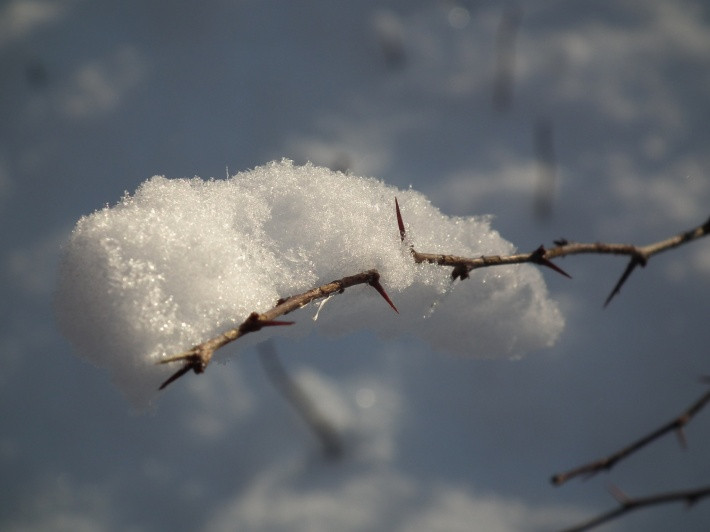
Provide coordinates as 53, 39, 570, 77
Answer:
56, 160, 564, 405
55, 160, 708, 405
156, 195, 708, 390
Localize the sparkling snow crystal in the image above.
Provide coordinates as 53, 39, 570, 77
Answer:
55, 160, 564, 405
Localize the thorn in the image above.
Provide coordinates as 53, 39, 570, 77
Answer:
395, 197, 406, 242
608, 484, 631, 505
531, 245, 572, 278
604, 256, 644, 307
369, 277, 399, 313
159, 363, 193, 390
553, 238, 568, 246
260, 320, 295, 327
157, 347, 200, 365
676, 427, 688, 449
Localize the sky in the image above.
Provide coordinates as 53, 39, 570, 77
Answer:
2, 1, 710, 531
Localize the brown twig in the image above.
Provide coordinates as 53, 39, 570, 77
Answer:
158, 269, 397, 390
551, 387, 710, 486
397, 198, 710, 304
560, 485, 710, 532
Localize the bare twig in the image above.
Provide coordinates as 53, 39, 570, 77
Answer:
561, 485, 710, 532
258, 340, 344, 459
158, 269, 397, 390
551, 387, 710, 486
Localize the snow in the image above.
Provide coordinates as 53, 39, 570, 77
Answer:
55, 159, 563, 405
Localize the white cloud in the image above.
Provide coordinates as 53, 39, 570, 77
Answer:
399, 484, 587, 532
0, 0, 76, 48
604, 153, 710, 233
58, 46, 146, 119
179, 363, 255, 440
205, 465, 414, 532
205, 462, 586, 532
3, 476, 111, 532
517, 2, 710, 127
286, 108, 423, 177
428, 159, 540, 215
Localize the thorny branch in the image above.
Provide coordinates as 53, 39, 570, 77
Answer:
551, 386, 710, 486
158, 199, 709, 389
158, 269, 397, 390
396, 198, 710, 306
560, 485, 710, 532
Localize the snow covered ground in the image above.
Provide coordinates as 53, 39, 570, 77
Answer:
2, 1, 709, 531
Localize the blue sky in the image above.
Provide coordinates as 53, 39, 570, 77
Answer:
2, 1, 709, 531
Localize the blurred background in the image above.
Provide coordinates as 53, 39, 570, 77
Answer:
1, 1, 709, 530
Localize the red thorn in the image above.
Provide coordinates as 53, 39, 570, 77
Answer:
532, 245, 572, 278
369, 278, 399, 314
395, 197, 406, 242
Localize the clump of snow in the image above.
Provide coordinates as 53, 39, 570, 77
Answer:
55, 159, 564, 406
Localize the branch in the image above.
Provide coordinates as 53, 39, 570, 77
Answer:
158, 269, 397, 390
397, 199, 709, 305
158, 201, 708, 389
551, 386, 710, 486
561, 485, 710, 532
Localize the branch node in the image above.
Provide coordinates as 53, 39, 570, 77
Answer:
531, 245, 572, 278
157, 344, 213, 390
451, 264, 470, 281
